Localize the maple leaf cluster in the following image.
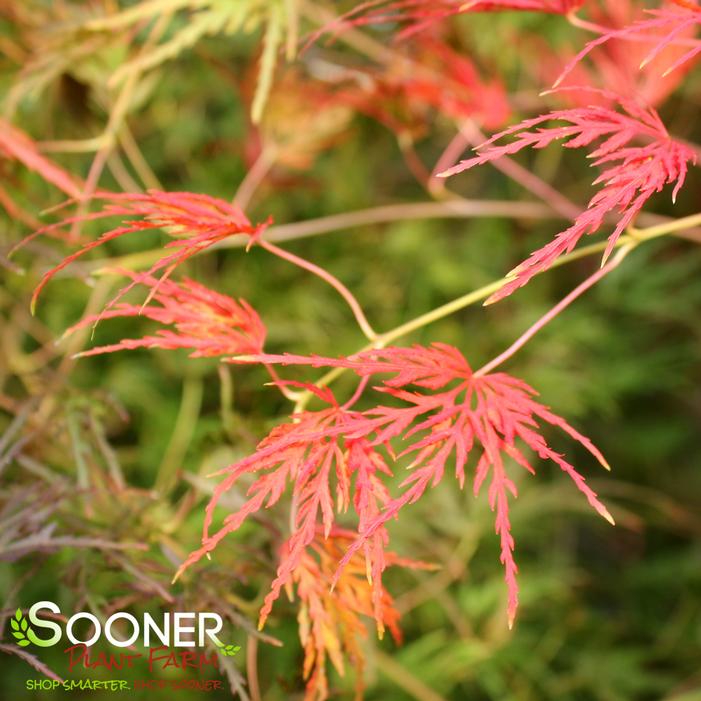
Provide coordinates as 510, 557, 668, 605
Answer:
175, 380, 396, 629
559, 1, 701, 84
319, 1, 699, 306
177, 344, 612, 630
284, 530, 419, 701
441, 94, 696, 303
23, 190, 270, 314
18, 190, 270, 373
541, 0, 700, 107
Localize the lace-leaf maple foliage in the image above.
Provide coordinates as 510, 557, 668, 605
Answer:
541, 0, 698, 109
440, 93, 697, 303
174, 379, 397, 630
23, 190, 270, 314
280, 529, 428, 701
557, 0, 701, 85
21, 185, 613, 635
177, 344, 613, 629
65, 271, 266, 358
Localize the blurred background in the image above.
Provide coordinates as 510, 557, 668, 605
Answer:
1, 2, 700, 699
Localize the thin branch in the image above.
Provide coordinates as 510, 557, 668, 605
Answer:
259, 239, 378, 342
246, 635, 262, 701
75, 199, 555, 275
373, 649, 449, 701
429, 128, 472, 197
0, 643, 64, 683
70, 199, 701, 282
156, 376, 203, 493
264, 363, 303, 402
475, 243, 633, 377
119, 124, 163, 191
234, 200, 553, 244
292, 211, 701, 411
69, 13, 171, 239
106, 151, 142, 193
234, 145, 277, 210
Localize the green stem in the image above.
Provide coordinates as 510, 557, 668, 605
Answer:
628, 211, 701, 241
293, 211, 701, 411
156, 376, 203, 493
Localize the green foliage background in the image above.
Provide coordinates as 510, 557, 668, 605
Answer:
1, 3, 700, 700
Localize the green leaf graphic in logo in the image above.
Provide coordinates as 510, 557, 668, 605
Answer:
215, 640, 241, 657
8, 608, 53, 647
10, 609, 32, 647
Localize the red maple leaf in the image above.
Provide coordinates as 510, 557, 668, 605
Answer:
185, 344, 612, 626
24, 190, 270, 313
338, 35, 510, 133
65, 271, 266, 358
558, 1, 701, 85
440, 93, 696, 303
283, 530, 412, 701
333, 344, 612, 627
174, 383, 394, 630
533, 0, 700, 108
173, 382, 430, 697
